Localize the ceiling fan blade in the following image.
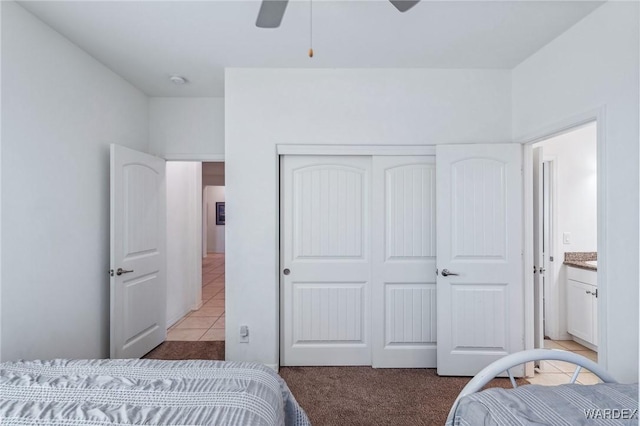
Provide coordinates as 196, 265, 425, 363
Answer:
256, 0, 289, 28
389, 0, 420, 13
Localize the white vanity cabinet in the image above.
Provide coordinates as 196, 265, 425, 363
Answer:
567, 266, 597, 347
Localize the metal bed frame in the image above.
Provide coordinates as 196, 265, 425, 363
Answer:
445, 348, 618, 424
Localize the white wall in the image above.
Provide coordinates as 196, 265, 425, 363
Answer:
513, 2, 639, 382
149, 97, 225, 159
166, 162, 203, 327
1, 2, 149, 360
542, 123, 597, 254
535, 123, 597, 340
205, 186, 226, 254
225, 68, 512, 367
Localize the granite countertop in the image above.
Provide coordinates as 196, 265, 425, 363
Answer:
563, 252, 597, 271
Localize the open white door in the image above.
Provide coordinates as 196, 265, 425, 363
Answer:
436, 144, 524, 376
371, 156, 437, 368
532, 147, 544, 349
110, 144, 166, 359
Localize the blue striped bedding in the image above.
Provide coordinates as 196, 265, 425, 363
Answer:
0, 359, 311, 426
451, 383, 638, 426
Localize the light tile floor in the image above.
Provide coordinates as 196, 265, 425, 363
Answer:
528, 339, 599, 386
167, 253, 225, 341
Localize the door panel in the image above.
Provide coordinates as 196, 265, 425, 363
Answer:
436, 144, 523, 376
372, 156, 437, 368
281, 156, 371, 366
111, 145, 166, 359
567, 280, 593, 343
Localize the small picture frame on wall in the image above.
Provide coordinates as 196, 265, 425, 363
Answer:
216, 202, 225, 225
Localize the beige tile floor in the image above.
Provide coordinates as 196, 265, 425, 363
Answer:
167, 253, 225, 341
528, 339, 599, 385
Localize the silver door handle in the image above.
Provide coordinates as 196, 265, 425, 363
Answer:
116, 268, 134, 276
441, 269, 459, 277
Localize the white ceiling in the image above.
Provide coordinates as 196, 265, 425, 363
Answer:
19, 0, 604, 97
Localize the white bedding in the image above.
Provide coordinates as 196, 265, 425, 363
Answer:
0, 358, 311, 426
451, 382, 638, 426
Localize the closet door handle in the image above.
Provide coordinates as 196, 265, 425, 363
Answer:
441, 269, 459, 277
116, 268, 134, 276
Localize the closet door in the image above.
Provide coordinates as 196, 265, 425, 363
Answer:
281, 156, 372, 366
372, 156, 437, 368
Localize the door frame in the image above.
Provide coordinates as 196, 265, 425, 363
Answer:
540, 158, 556, 340
276, 145, 435, 367
521, 107, 607, 373
533, 155, 561, 346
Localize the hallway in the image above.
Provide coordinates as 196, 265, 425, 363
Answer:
167, 253, 225, 341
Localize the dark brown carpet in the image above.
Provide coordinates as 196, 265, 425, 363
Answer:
142, 341, 225, 360
141, 342, 527, 425
279, 367, 528, 426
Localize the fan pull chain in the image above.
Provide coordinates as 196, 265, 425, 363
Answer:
308, 0, 314, 58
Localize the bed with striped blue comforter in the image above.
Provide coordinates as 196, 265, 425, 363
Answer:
0, 359, 311, 426
451, 382, 638, 426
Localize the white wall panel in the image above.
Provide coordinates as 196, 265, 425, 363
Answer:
512, 2, 639, 382
149, 97, 224, 158
1, 2, 149, 361
166, 162, 203, 328
226, 69, 511, 367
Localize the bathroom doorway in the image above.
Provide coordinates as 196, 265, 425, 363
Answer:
532, 121, 598, 349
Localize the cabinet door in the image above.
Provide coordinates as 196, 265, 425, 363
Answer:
567, 279, 593, 343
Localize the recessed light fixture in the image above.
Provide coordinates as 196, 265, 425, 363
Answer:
169, 75, 188, 85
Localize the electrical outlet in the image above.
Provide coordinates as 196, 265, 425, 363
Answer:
240, 325, 249, 343
563, 232, 571, 245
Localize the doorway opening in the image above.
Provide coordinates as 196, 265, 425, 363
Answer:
529, 121, 598, 385
165, 162, 225, 343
